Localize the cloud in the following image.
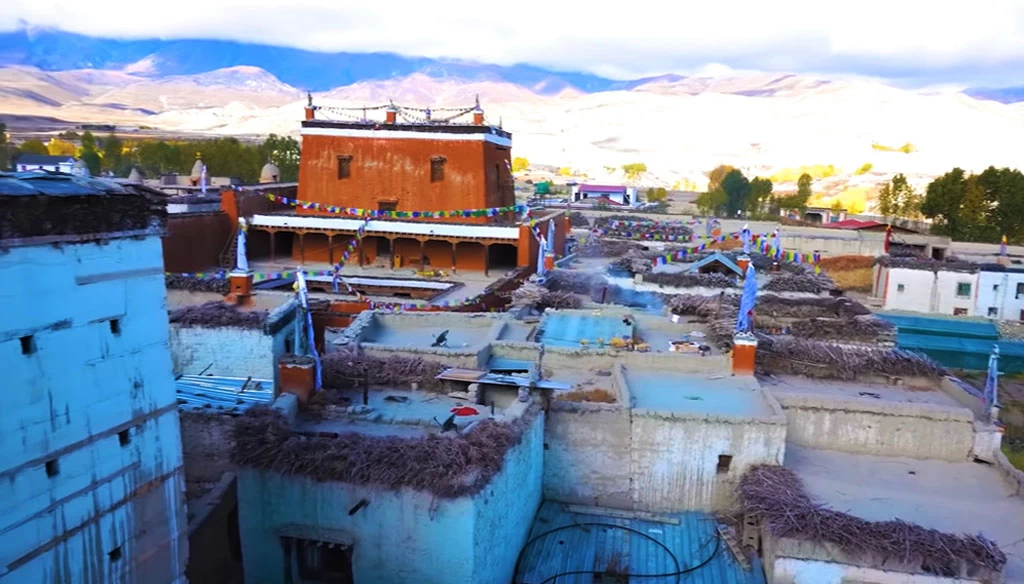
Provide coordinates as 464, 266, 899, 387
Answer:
1, 0, 1023, 85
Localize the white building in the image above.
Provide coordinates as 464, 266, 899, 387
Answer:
14, 154, 77, 173
875, 265, 979, 316
975, 269, 1024, 320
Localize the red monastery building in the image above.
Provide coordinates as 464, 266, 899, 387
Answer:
246, 96, 564, 275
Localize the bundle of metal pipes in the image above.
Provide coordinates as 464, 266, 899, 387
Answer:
176, 374, 275, 414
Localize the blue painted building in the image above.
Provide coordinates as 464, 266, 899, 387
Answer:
0, 173, 189, 583
235, 389, 544, 584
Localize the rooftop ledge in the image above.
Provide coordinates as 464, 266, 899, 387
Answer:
249, 214, 521, 241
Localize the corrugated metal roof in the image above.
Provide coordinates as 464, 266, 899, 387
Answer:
176, 374, 275, 414
13, 154, 76, 165
515, 501, 765, 584
0, 172, 129, 197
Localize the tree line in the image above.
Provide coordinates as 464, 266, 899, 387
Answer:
0, 124, 300, 184
694, 165, 813, 219
920, 167, 1024, 243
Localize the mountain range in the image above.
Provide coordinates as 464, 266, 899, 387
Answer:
2, 28, 1024, 194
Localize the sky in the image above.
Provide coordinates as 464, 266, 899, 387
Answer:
2, 0, 1024, 87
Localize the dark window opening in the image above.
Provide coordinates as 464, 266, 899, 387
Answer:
954, 307, 969, 316
988, 307, 998, 317
108, 546, 122, 562
284, 337, 294, 353
118, 428, 132, 447
294, 538, 354, 584
45, 458, 60, 477
956, 282, 972, 297
227, 507, 242, 561
717, 454, 733, 474
378, 201, 398, 213
1017, 283, 1024, 299
109, 319, 121, 336
337, 156, 352, 180
430, 157, 446, 183
896, 284, 905, 292
20, 335, 35, 355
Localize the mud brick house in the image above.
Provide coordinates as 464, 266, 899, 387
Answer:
247, 98, 564, 275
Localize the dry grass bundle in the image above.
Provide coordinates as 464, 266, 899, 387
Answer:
232, 405, 535, 498
593, 216, 694, 240
817, 255, 874, 271
789, 316, 895, 343
576, 239, 642, 258
321, 351, 448, 392
763, 273, 835, 294
544, 269, 601, 294
169, 301, 268, 329
667, 293, 734, 317
756, 337, 946, 379
757, 294, 871, 319
543, 290, 583, 309
611, 249, 655, 274
740, 465, 1005, 575
877, 256, 979, 273
644, 272, 736, 289
569, 212, 590, 227
165, 274, 230, 295
556, 389, 617, 403
831, 268, 875, 293
512, 282, 584, 311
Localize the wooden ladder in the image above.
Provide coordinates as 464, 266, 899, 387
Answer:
220, 228, 237, 269
717, 523, 751, 570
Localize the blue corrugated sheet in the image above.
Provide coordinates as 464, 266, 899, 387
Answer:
176, 374, 275, 414
515, 501, 765, 584
488, 356, 534, 372
0, 171, 128, 197
878, 314, 999, 340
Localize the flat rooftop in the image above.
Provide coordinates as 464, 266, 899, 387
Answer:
760, 375, 966, 410
537, 312, 634, 347
786, 446, 1024, 583
297, 387, 494, 437
516, 500, 765, 584
248, 260, 512, 306
166, 289, 292, 312
625, 370, 776, 418
362, 318, 494, 349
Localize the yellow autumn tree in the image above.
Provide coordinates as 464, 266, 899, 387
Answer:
511, 157, 529, 172
47, 138, 77, 157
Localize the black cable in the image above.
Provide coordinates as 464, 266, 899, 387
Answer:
512, 520, 721, 584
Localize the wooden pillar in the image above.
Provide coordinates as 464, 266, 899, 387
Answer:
358, 238, 364, 268
451, 241, 457, 273
419, 239, 426, 268
298, 232, 305, 264
328, 234, 334, 266
388, 237, 394, 270
484, 243, 491, 277
269, 230, 276, 263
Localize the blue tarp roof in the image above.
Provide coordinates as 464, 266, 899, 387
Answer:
516, 501, 765, 584
878, 314, 999, 340
0, 172, 129, 197
690, 252, 743, 277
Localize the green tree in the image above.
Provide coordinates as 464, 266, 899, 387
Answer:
622, 162, 647, 181
511, 157, 529, 173
877, 174, 916, 219
706, 165, 735, 192
258, 134, 300, 182
721, 169, 752, 216
101, 133, 125, 174
921, 168, 968, 239
80, 149, 101, 176
797, 173, 813, 203
17, 138, 48, 157
646, 187, 668, 202
750, 177, 773, 214
80, 130, 96, 151
694, 188, 727, 216
978, 166, 1024, 243
0, 123, 8, 170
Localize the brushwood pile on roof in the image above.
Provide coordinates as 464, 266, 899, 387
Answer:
740, 465, 1005, 575
169, 301, 268, 329
0, 172, 165, 240
231, 404, 537, 498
